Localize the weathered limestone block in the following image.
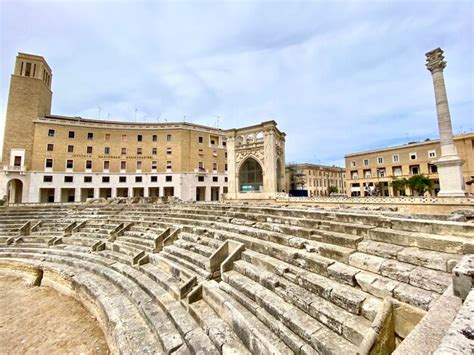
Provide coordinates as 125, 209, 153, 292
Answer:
361, 296, 382, 322
380, 259, 416, 283
349, 252, 385, 274
327, 262, 360, 286
393, 283, 434, 311
392, 301, 426, 339
397, 247, 461, 272
355, 271, 399, 298
357, 240, 403, 259
409, 267, 452, 294
452, 254, 474, 301
297, 271, 333, 299
329, 283, 366, 315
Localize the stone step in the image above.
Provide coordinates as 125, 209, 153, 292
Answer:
188, 299, 251, 354
180, 232, 222, 250
139, 263, 182, 300
116, 235, 155, 250
160, 250, 212, 280
163, 245, 209, 270
201, 280, 294, 354
174, 238, 216, 258
112, 241, 145, 256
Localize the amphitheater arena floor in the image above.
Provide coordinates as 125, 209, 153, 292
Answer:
0, 273, 108, 354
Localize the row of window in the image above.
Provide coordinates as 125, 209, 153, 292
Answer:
45, 144, 224, 158
43, 175, 228, 184
46, 129, 227, 146
19, 61, 51, 86
351, 150, 437, 167
350, 164, 438, 179
44, 158, 225, 172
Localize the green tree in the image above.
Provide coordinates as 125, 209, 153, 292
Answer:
328, 186, 338, 195
406, 174, 434, 196
390, 177, 407, 195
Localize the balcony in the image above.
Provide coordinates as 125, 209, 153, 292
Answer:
3, 165, 26, 175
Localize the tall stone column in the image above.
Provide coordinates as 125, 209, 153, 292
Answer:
425, 48, 465, 197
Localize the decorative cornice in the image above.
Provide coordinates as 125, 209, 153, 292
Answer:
426, 47, 446, 73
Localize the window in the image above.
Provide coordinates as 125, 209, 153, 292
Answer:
84, 176, 92, 183
137, 161, 142, 170
85, 160, 92, 169
67, 145, 74, 153
105, 133, 111, 141
152, 148, 157, 155
119, 176, 127, 183
393, 167, 402, 177
151, 176, 158, 182
151, 161, 157, 170
165, 175, 172, 182
213, 163, 217, 171
102, 176, 110, 183
68, 131, 75, 139
137, 148, 142, 155
166, 161, 172, 170
121, 134, 127, 141
87, 132, 94, 140
135, 176, 142, 183
222, 141, 226, 147
225, 152, 228, 159
428, 150, 436, 158
198, 176, 205, 182
66, 160, 74, 169
47, 144, 54, 152
43, 176, 53, 183
87, 146, 93, 154
213, 176, 218, 182
429, 164, 438, 173
152, 135, 157, 142
64, 176, 73, 183
48, 129, 55, 137
103, 161, 110, 170
137, 134, 142, 142
410, 152, 417, 160
351, 161, 356, 167
198, 136, 203, 143
198, 161, 204, 170
45, 159, 53, 168
210, 139, 216, 145
25, 62, 31, 76
120, 161, 126, 170
167, 147, 172, 155
410, 165, 420, 175
377, 157, 384, 164
121, 147, 127, 155
104, 147, 110, 154
393, 154, 400, 163
363, 159, 369, 166
377, 168, 386, 178
351, 171, 358, 179
224, 177, 228, 182
364, 169, 371, 179
167, 134, 172, 142
198, 149, 204, 156
224, 164, 228, 171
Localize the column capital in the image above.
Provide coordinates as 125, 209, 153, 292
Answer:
426, 47, 446, 73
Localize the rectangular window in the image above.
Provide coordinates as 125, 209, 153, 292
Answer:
212, 176, 218, 182
104, 147, 110, 154
166, 161, 172, 170
224, 177, 228, 183
410, 165, 420, 175
105, 133, 111, 141
48, 129, 55, 137
198, 136, 203, 143
121, 147, 126, 155
25, 62, 31, 76
167, 147, 172, 155
119, 176, 127, 183
165, 175, 172, 182
87, 146, 93, 154
135, 176, 142, 183
410, 152, 417, 160
393, 154, 400, 163
428, 150, 436, 158
47, 144, 54, 152
212, 162, 217, 171
121, 134, 127, 141
377, 157, 384, 164
68, 131, 75, 139
64, 176, 73, 183
84, 176, 92, 183
363, 159, 369, 166
103, 161, 110, 170
152, 148, 157, 155
198, 149, 204, 156
43, 175, 53, 183
152, 134, 157, 142
351, 170, 358, 179
167, 134, 172, 142
45, 159, 53, 168
351, 161, 356, 167
66, 160, 74, 169
137, 147, 142, 155
120, 161, 126, 170
102, 176, 110, 183
137, 161, 142, 170
364, 169, 371, 179
137, 134, 142, 142
429, 164, 438, 173
151, 176, 158, 182
87, 132, 94, 140
198, 176, 205, 182
151, 161, 157, 170
85, 160, 92, 169
224, 163, 228, 171
67, 145, 74, 153
393, 167, 402, 177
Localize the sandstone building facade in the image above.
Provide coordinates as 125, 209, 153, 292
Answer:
1, 53, 228, 203
344, 133, 474, 197
286, 163, 346, 196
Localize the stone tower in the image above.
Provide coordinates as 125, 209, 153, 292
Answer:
225, 120, 286, 199
2, 53, 52, 171
425, 48, 465, 197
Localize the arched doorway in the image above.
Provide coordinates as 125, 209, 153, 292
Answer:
239, 158, 263, 192
7, 179, 23, 204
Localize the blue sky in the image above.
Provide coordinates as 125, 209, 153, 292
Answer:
1, 0, 473, 166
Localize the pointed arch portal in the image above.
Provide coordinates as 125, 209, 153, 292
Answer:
239, 158, 263, 192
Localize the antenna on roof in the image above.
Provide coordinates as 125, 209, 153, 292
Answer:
215, 115, 220, 128
97, 107, 102, 119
